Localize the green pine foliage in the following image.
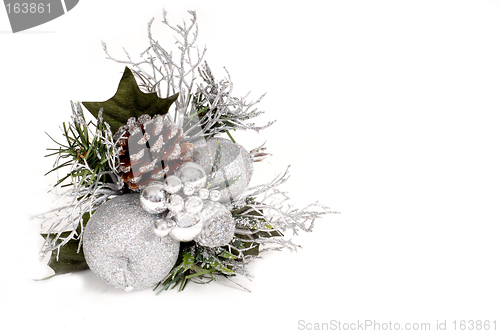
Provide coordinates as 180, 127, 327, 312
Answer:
41, 67, 284, 292
154, 242, 237, 293
155, 200, 282, 293
45, 108, 111, 188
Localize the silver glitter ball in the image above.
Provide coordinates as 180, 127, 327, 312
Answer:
194, 138, 253, 202
195, 201, 235, 247
140, 181, 169, 214
169, 212, 203, 242
175, 162, 207, 190
164, 175, 182, 194
83, 194, 180, 291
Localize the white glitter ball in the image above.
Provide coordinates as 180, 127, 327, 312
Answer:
83, 194, 180, 291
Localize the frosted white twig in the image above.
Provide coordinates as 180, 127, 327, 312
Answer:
37, 104, 123, 259
37, 12, 336, 289
102, 11, 205, 119
102, 10, 272, 139
226, 166, 338, 264
184, 63, 275, 140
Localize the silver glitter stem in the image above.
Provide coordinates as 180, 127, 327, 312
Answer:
101, 11, 273, 142
36, 112, 124, 260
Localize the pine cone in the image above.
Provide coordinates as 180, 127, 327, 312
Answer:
115, 114, 194, 190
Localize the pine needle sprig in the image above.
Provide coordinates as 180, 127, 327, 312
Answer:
38, 102, 124, 260
156, 198, 287, 293
45, 102, 112, 188
155, 242, 238, 293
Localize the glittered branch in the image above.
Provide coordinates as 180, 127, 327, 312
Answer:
229, 166, 338, 262
102, 10, 272, 140
102, 10, 207, 125
184, 63, 275, 140
38, 11, 336, 292
37, 103, 124, 259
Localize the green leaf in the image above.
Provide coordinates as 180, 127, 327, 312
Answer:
231, 233, 260, 257
39, 213, 91, 278
39, 231, 88, 278
229, 228, 283, 258
82, 67, 179, 133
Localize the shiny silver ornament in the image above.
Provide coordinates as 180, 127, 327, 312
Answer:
169, 212, 203, 241
167, 194, 184, 213
199, 207, 213, 220
198, 188, 209, 200
140, 181, 169, 214
153, 219, 173, 238
183, 182, 196, 196
184, 196, 203, 214
195, 201, 235, 247
173, 211, 200, 228
194, 138, 253, 202
165, 175, 182, 194
175, 162, 207, 190
210, 189, 221, 202
83, 194, 180, 291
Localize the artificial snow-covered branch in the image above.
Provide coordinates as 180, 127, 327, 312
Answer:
102, 11, 272, 140
38, 103, 124, 258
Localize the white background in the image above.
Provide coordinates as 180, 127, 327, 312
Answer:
1, 0, 499, 333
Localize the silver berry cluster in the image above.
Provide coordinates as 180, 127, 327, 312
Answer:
139, 162, 232, 244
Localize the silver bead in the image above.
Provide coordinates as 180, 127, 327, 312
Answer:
210, 189, 221, 202
164, 175, 182, 194
153, 219, 172, 238
199, 207, 213, 220
175, 162, 207, 190
168, 212, 203, 241
140, 181, 169, 214
184, 196, 204, 214
183, 182, 196, 196
198, 188, 209, 200
83, 194, 180, 291
167, 194, 184, 213
173, 211, 200, 228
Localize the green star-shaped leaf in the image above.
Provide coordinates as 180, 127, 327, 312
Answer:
39, 231, 88, 278
38, 213, 92, 279
82, 67, 178, 133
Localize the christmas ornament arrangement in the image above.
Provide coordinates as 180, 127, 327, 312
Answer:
38, 11, 334, 293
